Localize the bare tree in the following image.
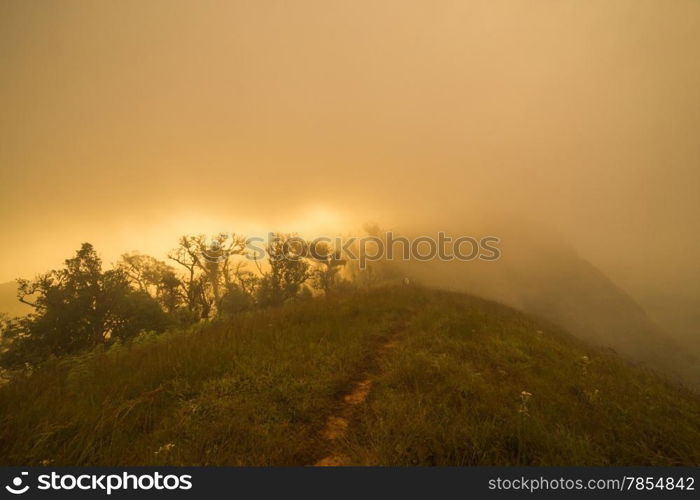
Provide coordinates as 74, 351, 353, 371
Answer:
167, 233, 247, 319
117, 253, 183, 314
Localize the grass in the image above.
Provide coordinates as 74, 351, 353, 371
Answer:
0, 286, 698, 466
338, 290, 700, 465
0, 288, 418, 465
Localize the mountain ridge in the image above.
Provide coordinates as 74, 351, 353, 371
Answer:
1, 286, 698, 466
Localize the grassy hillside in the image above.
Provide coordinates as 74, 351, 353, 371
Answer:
393, 251, 700, 388
0, 286, 698, 466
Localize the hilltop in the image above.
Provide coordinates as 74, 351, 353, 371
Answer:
0, 286, 698, 466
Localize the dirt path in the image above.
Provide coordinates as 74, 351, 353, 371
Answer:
313, 334, 401, 466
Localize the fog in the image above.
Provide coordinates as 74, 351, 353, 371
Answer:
1, 2, 699, 354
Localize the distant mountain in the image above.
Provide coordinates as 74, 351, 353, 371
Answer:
387, 228, 700, 389
0, 281, 31, 318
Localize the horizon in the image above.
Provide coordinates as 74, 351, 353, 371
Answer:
1, 1, 699, 298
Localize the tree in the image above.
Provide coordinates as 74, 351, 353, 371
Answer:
0, 243, 168, 369
307, 240, 346, 296
218, 283, 253, 315
118, 253, 183, 314
167, 234, 247, 319
255, 234, 311, 307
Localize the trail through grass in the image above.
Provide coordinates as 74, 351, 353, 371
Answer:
337, 291, 700, 465
1, 286, 698, 466
0, 288, 419, 465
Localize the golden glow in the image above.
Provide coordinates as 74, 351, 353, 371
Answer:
0, 0, 699, 313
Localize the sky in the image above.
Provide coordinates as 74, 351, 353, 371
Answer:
1, 0, 699, 318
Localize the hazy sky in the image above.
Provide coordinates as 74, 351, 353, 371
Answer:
1, 0, 699, 307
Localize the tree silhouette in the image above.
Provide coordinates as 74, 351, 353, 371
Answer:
1, 243, 168, 369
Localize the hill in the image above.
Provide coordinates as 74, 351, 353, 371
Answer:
388, 234, 700, 388
0, 286, 698, 466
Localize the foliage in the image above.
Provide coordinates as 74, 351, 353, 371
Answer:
307, 240, 346, 296
255, 234, 311, 307
0, 244, 169, 369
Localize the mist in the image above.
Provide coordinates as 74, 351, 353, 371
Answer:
1, 1, 699, 355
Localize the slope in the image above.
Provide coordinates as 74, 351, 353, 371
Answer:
0, 286, 697, 466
